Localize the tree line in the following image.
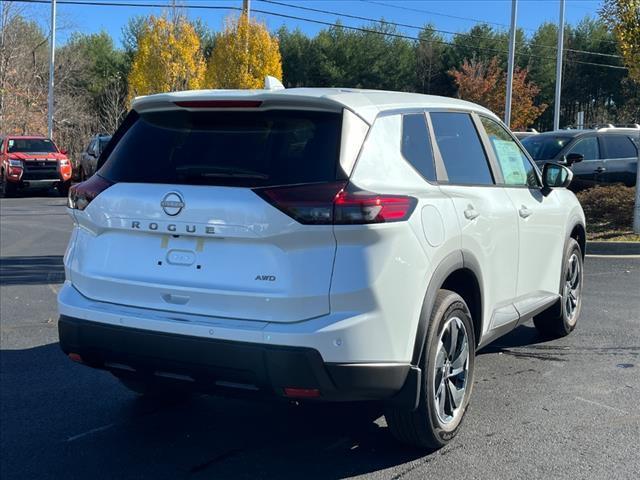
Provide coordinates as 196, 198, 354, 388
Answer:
0, 0, 638, 159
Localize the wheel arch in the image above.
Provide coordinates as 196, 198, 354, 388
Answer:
411, 250, 484, 366
570, 222, 586, 259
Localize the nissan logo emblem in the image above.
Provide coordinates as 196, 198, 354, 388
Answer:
160, 192, 185, 216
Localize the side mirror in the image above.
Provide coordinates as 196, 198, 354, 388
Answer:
60, 148, 68, 155
542, 162, 573, 190
563, 152, 584, 166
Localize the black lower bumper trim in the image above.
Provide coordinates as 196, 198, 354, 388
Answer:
58, 315, 411, 402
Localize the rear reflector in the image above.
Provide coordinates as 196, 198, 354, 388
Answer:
284, 387, 321, 398
68, 353, 83, 363
255, 181, 417, 225
68, 175, 114, 211
174, 100, 263, 108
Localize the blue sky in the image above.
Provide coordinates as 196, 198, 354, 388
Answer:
23, 0, 603, 46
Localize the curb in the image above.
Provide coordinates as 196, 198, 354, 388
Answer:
586, 241, 640, 256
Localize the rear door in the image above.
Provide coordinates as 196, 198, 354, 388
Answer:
600, 133, 639, 186
429, 111, 520, 334
70, 107, 346, 323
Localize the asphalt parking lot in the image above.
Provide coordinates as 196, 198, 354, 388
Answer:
1, 193, 639, 480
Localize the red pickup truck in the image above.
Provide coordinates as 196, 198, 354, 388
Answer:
0, 135, 72, 197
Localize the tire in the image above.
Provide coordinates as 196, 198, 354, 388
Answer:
533, 238, 583, 338
1, 173, 17, 198
57, 179, 71, 197
117, 375, 192, 401
385, 289, 476, 450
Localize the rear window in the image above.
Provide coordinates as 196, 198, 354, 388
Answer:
401, 113, 436, 181
98, 110, 343, 187
602, 135, 637, 158
7, 138, 58, 153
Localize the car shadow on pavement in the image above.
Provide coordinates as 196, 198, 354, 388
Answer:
1, 342, 431, 480
0, 255, 65, 285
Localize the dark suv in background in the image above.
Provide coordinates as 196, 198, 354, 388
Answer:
77, 134, 111, 181
520, 126, 639, 191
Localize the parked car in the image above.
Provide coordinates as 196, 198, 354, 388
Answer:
520, 126, 639, 191
513, 129, 539, 140
78, 134, 111, 181
59, 82, 586, 450
0, 135, 72, 197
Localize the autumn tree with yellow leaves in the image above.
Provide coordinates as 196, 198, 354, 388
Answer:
128, 15, 206, 98
206, 14, 282, 89
600, 0, 640, 83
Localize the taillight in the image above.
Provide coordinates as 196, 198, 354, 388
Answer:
255, 182, 416, 225
68, 175, 114, 210
334, 189, 417, 224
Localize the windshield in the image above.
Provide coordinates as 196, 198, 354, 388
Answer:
7, 138, 58, 154
520, 135, 574, 161
99, 109, 343, 188
98, 138, 111, 152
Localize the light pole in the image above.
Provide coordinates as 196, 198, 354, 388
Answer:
47, 0, 56, 138
553, 0, 565, 131
504, 0, 518, 128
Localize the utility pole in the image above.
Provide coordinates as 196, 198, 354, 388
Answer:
504, 0, 517, 128
47, 0, 56, 138
553, 0, 565, 131
634, 131, 640, 233
243, 0, 250, 19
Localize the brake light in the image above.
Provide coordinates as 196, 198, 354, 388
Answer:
284, 387, 321, 398
174, 100, 263, 108
68, 175, 114, 210
255, 182, 417, 225
334, 190, 417, 224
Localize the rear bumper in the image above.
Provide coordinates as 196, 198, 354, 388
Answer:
58, 315, 412, 403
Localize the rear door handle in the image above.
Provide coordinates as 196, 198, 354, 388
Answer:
595, 167, 606, 173
519, 206, 533, 219
464, 206, 479, 220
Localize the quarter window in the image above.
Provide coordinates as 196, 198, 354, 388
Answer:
603, 135, 637, 159
568, 137, 599, 161
430, 112, 493, 185
480, 117, 538, 187
401, 113, 436, 181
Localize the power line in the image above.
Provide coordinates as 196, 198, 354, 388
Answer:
360, 0, 516, 32
361, 0, 621, 46
14, 0, 627, 70
258, 0, 622, 59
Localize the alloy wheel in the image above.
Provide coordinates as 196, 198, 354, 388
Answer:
564, 253, 581, 325
433, 316, 469, 425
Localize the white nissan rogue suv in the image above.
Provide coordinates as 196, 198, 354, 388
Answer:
58, 82, 586, 449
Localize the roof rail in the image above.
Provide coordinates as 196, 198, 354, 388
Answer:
595, 123, 640, 131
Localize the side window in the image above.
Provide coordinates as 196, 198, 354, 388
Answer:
401, 113, 435, 181
430, 112, 494, 185
480, 117, 538, 187
86, 139, 96, 154
603, 135, 637, 159
568, 137, 599, 160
